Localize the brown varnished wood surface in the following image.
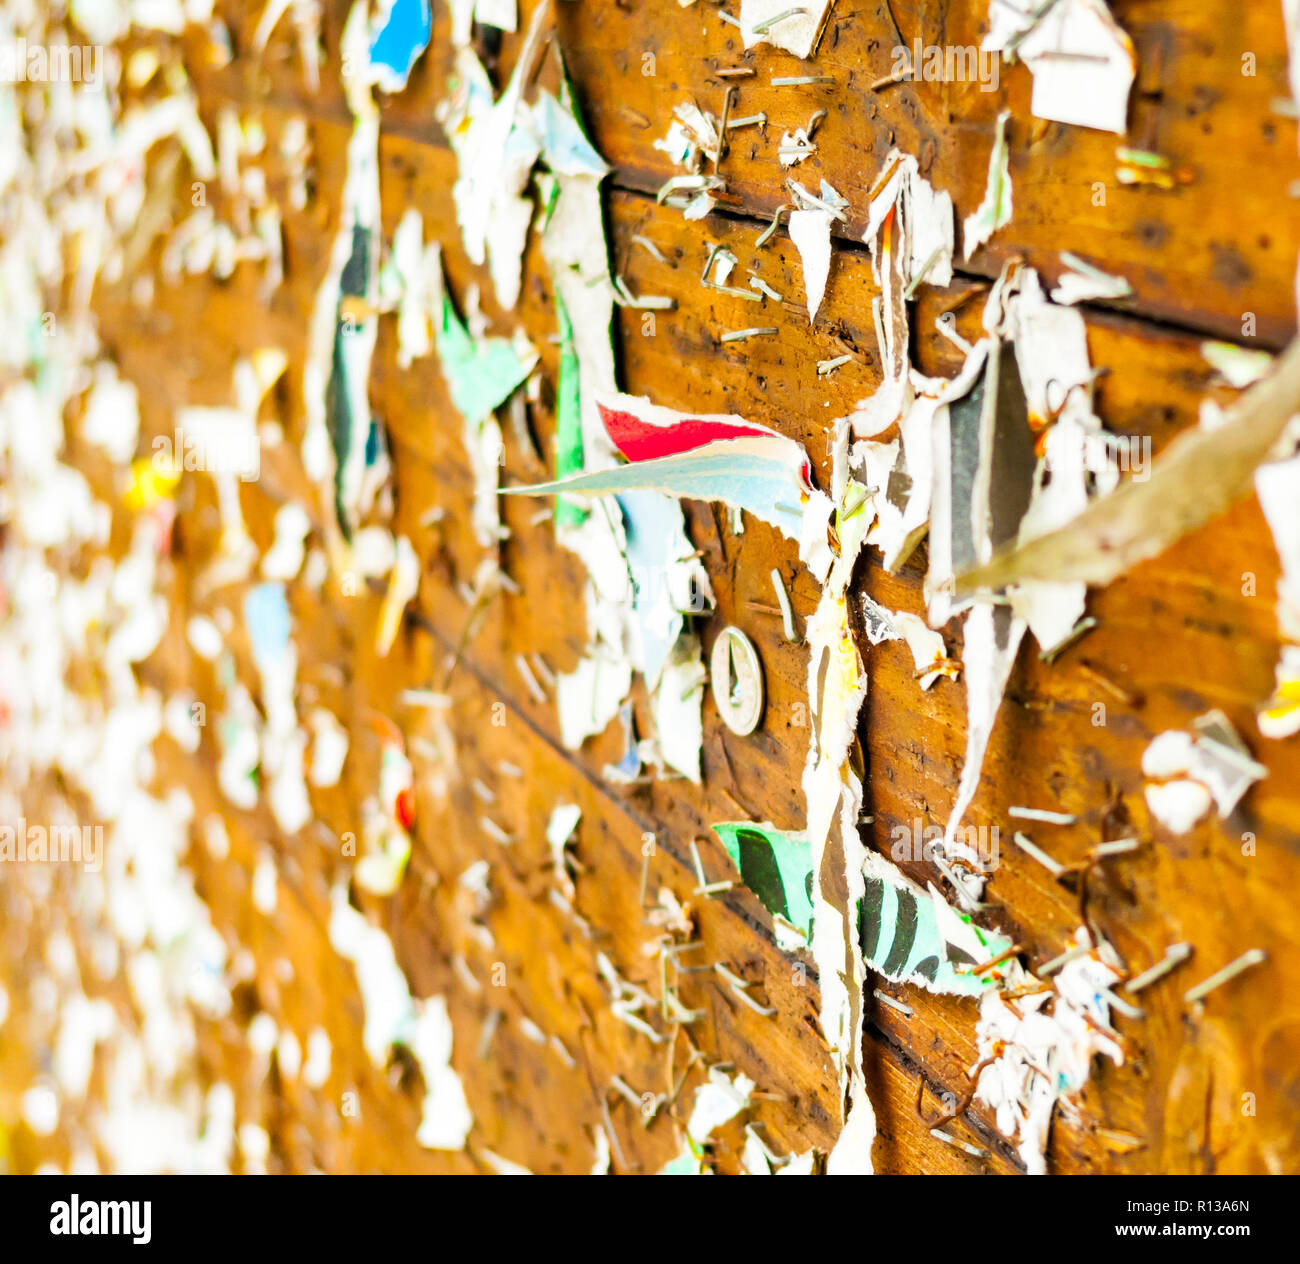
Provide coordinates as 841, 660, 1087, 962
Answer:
1, 0, 1297, 1174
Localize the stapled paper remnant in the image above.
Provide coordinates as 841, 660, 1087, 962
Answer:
848, 153, 956, 563
853, 357, 978, 574
779, 128, 817, 167
800, 435, 877, 1174
789, 205, 833, 322
438, 1, 553, 309
787, 180, 847, 326
1143, 711, 1267, 834
915, 264, 1134, 889
859, 594, 954, 688
713, 820, 1013, 995
975, 928, 1123, 1175
984, 0, 1136, 135
654, 102, 721, 171
953, 337, 1300, 594
740, 0, 831, 59
620, 489, 712, 689
533, 62, 714, 777
859, 853, 1014, 996
329, 888, 472, 1149
863, 150, 955, 314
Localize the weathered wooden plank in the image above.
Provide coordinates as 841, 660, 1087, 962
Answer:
75, 31, 1300, 1174
196, 0, 1300, 344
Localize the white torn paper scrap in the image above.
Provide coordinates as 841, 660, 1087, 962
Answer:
654, 102, 721, 170
943, 604, 1025, 905
261, 503, 311, 581
619, 488, 713, 688
996, 270, 1104, 651
860, 594, 953, 688
779, 128, 817, 167
789, 205, 833, 322
385, 209, 443, 368
1203, 340, 1274, 389
780, 1150, 816, 1175
962, 110, 1012, 260
556, 651, 633, 750
852, 390, 937, 573
329, 888, 473, 1150
984, 0, 1136, 135
474, 0, 517, 31
307, 708, 349, 787
1142, 711, 1267, 833
480, 1149, 532, 1175
864, 149, 955, 295
1050, 253, 1132, 305
740, 0, 831, 59
686, 1067, 754, 1145
81, 364, 140, 465
449, 0, 517, 43
648, 633, 707, 782
546, 804, 581, 899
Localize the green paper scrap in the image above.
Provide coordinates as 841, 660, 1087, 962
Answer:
858, 858, 1011, 996
713, 821, 815, 939
553, 291, 587, 528
962, 109, 1013, 260
435, 292, 532, 425
713, 821, 1012, 995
